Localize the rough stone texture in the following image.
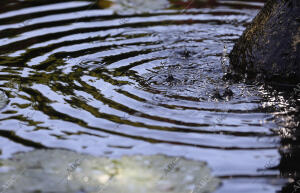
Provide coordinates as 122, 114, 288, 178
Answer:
0, 150, 220, 193
229, 0, 300, 84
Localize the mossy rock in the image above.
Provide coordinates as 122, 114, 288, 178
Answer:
229, 0, 300, 84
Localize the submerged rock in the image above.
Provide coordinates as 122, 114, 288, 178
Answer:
0, 90, 8, 110
99, 0, 170, 12
229, 0, 300, 84
0, 150, 221, 193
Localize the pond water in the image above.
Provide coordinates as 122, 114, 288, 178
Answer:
0, 0, 299, 192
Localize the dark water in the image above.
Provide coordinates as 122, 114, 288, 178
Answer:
0, 0, 299, 192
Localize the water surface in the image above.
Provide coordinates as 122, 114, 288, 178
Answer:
0, 0, 298, 192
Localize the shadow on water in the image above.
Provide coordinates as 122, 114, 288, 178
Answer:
0, 0, 299, 192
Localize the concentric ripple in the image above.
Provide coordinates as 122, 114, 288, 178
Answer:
0, 0, 288, 192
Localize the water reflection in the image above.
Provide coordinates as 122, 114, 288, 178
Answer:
0, 0, 299, 192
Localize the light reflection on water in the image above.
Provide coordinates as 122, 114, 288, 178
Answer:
1, 0, 298, 192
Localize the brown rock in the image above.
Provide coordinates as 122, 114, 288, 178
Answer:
229, 0, 300, 84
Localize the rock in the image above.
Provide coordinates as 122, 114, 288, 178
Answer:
99, 0, 170, 12
229, 0, 300, 84
0, 150, 221, 193
0, 90, 8, 110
